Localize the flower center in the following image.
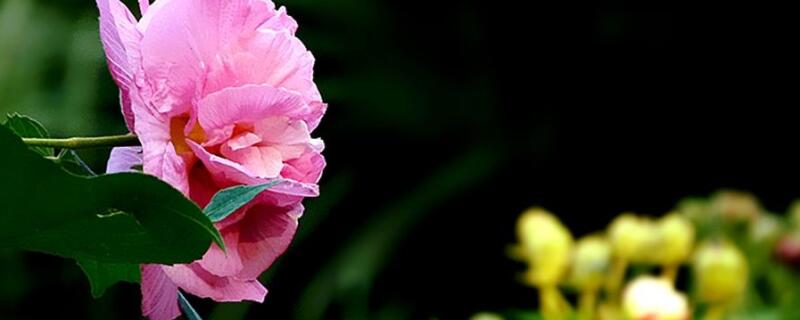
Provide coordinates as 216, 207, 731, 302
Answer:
170, 115, 207, 155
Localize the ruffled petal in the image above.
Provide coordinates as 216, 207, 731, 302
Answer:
141, 264, 180, 320
198, 228, 243, 277
197, 85, 307, 144
188, 140, 319, 197
235, 202, 302, 279
203, 29, 324, 128
162, 263, 267, 302
138, 0, 289, 112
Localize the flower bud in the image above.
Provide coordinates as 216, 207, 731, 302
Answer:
623, 276, 690, 320
775, 233, 800, 269
568, 235, 611, 291
515, 208, 574, 286
676, 198, 710, 224
710, 190, 761, 222
655, 213, 695, 266
608, 214, 658, 263
750, 213, 781, 244
693, 240, 748, 304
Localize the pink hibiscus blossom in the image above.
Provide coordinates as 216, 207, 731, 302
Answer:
96, 0, 326, 319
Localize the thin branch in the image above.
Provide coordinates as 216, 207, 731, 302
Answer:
22, 134, 140, 149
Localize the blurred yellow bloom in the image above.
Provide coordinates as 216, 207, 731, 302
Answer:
568, 235, 611, 291
514, 208, 574, 287
656, 213, 695, 266
608, 214, 659, 263
623, 276, 690, 320
693, 240, 748, 304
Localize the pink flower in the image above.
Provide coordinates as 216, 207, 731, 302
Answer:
97, 0, 326, 319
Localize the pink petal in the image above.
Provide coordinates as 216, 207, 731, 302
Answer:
226, 132, 262, 151
220, 145, 284, 179
106, 147, 143, 173
141, 264, 180, 320
281, 151, 326, 184
203, 29, 324, 128
198, 228, 243, 277
197, 85, 307, 144
187, 140, 263, 186
135, 112, 190, 195
188, 160, 221, 208
138, 0, 288, 112
188, 140, 319, 197
254, 117, 312, 145
259, 6, 298, 34
138, 0, 150, 15
96, 0, 143, 131
162, 263, 267, 302
235, 202, 302, 279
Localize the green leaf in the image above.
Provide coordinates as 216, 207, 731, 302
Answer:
178, 291, 204, 320
0, 125, 223, 263
3, 113, 52, 157
76, 259, 139, 298
204, 181, 280, 223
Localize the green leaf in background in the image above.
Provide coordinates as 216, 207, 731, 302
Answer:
2, 113, 52, 157
0, 125, 223, 263
204, 181, 280, 223
76, 259, 139, 298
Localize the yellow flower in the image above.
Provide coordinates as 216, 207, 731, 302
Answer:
693, 240, 748, 304
623, 276, 690, 320
655, 213, 695, 266
514, 208, 574, 287
568, 235, 611, 291
608, 214, 658, 263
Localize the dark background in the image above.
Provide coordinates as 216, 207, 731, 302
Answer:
1, 0, 798, 319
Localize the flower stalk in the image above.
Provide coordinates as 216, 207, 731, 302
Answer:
22, 134, 139, 149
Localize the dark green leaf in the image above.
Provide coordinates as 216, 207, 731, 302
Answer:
204, 182, 279, 222
76, 259, 139, 298
0, 125, 223, 264
178, 291, 203, 320
3, 113, 52, 157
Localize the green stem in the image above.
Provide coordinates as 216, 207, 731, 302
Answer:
540, 285, 572, 320
703, 304, 726, 320
662, 264, 679, 285
22, 134, 139, 149
578, 289, 597, 320
605, 258, 628, 303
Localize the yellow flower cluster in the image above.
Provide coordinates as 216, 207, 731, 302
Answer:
509, 190, 758, 320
